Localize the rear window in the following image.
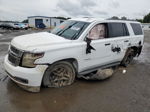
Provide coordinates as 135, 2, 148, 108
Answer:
130, 23, 143, 35
108, 23, 129, 38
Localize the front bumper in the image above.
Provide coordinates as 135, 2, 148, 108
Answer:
4, 55, 48, 91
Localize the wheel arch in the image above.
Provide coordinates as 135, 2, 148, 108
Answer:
48, 58, 79, 73
130, 46, 143, 57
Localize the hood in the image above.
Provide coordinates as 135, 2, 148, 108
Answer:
11, 32, 71, 51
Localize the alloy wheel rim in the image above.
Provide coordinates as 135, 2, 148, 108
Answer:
49, 65, 73, 87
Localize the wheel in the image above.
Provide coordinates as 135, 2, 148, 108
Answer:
121, 49, 134, 67
42, 61, 76, 88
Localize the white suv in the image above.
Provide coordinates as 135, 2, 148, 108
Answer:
4, 18, 144, 92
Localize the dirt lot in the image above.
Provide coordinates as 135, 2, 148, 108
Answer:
0, 29, 150, 112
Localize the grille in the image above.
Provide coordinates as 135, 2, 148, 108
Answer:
8, 45, 23, 66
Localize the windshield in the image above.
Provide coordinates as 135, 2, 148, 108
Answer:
51, 20, 90, 40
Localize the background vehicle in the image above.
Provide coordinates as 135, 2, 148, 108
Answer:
13, 23, 28, 30
36, 23, 46, 29
0, 24, 15, 30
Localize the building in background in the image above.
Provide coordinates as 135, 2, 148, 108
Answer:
142, 23, 150, 30
28, 16, 65, 29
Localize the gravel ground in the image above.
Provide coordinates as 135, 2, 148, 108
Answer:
0, 29, 150, 112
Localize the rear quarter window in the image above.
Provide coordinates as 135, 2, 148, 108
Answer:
130, 23, 143, 35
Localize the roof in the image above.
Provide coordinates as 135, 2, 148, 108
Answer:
70, 17, 140, 24
70, 17, 104, 22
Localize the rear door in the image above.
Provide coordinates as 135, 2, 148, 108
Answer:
107, 22, 130, 62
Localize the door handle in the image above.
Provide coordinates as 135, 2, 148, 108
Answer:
105, 43, 111, 46
124, 40, 129, 42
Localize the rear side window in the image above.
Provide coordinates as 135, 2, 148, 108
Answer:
130, 23, 143, 35
108, 23, 129, 38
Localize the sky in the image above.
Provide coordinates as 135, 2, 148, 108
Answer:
0, 0, 150, 21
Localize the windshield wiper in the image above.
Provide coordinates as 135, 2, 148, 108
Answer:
71, 23, 86, 40
57, 22, 78, 36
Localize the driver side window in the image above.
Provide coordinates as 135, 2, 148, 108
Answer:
88, 24, 106, 40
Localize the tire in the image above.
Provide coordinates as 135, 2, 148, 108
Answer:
121, 48, 134, 67
42, 61, 76, 88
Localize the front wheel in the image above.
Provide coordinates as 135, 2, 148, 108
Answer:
42, 61, 76, 88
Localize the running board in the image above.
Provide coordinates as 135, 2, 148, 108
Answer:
78, 61, 120, 76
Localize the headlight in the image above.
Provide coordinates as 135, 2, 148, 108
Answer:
21, 52, 44, 68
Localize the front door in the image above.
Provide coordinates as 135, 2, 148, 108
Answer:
81, 23, 115, 72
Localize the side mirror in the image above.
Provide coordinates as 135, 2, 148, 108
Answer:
85, 34, 90, 41
85, 36, 91, 42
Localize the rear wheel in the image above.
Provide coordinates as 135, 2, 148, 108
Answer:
121, 49, 134, 67
42, 61, 76, 88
